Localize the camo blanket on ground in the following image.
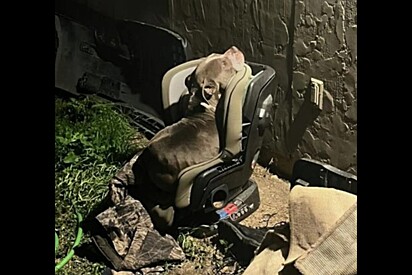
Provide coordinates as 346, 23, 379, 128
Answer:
90, 153, 185, 273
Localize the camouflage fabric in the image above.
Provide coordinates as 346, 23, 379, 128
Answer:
109, 151, 176, 233
91, 153, 185, 272
108, 153, 140, 205
95, 196, 153, 257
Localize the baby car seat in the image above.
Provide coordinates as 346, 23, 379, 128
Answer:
161, 58, 276, 227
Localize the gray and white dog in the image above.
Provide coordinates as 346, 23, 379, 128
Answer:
132, 46, 245, 232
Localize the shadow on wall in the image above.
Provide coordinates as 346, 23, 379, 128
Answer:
286, 100, 321, 152
286, 86, 334, 152
260, 81, 336, 179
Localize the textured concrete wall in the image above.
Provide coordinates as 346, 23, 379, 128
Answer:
166, 0, 357, 177
57, 0, 357, 178
57, 0, 170, 26
283, 0, 358, 176
167, 0, 295, 177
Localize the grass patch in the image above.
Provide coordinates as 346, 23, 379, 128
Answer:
55, 95, 246, 274
55, 95, 148, 274
164, 232, 240, 275
177, 233, 225, 268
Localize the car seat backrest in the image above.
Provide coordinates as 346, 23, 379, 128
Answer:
217, 64, 252, 158
162, 59, 253, 209
161, 59, 203, 124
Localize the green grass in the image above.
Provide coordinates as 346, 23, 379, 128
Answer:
55, 95, 148, 274
54, 95, 244, 274
164, 233, 238, 275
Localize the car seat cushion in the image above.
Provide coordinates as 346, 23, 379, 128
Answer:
175, 64, 253, 209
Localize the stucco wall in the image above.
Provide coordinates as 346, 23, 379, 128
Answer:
56, 0, 357, 178
286, 0, 357, 176
166, 0, 357, 177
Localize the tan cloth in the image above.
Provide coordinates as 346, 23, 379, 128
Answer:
285, 186, 357, 265
243, 248, 286, 275
243, 186, 357, 275
295, 202, 357, 275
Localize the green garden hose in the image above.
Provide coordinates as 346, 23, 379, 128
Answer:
55, 231, 59, 255
55, 209, 84, 272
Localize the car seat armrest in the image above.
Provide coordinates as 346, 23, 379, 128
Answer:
175, 157, 224, 208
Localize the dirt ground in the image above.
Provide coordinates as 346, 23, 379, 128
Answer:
165, 164, 291, 275
241, 164, 291, 228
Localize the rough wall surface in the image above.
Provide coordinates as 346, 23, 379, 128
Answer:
285, 0, 357, 176
57, 0, 170, 26
57, 0, 357, 178
167, 0, 295, 177
167, 0, 357, 177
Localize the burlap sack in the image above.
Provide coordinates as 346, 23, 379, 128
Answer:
243, 186, 357, 275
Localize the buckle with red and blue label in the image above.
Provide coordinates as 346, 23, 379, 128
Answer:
216, 199, 257, 222
216, 203, 239, 219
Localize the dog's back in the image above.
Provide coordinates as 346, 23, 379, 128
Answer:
130, 105, 219, 233
137, 111, 219, 192
131, 46, 246, 231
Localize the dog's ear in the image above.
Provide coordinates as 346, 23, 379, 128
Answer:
185, 73, 193, 92
185, 69, 197, 93
223, 46, 245, 71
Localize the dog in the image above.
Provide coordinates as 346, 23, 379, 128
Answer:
131, 46, 246, 232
